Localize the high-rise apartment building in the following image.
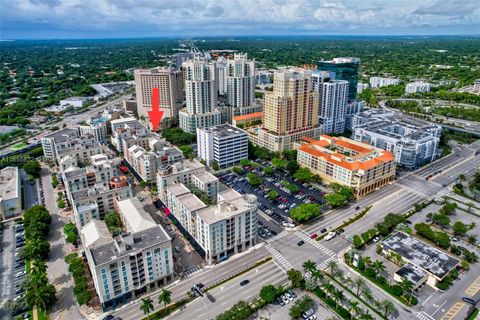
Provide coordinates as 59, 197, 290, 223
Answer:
227, 53, 255, 109
318, 80, 349, 134
317, 57, 360, 101
179, 56, 222, 133
405, 82, 432, 94
175, 52, 195, 70
216, 56, 228, 95
248, 70, 321, 152
134, 67, 184, 128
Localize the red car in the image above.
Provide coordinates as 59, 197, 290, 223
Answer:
310, 233, 318, 239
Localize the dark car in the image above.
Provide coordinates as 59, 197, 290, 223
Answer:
462, 297, 475, 305
355, 206, 360, 210
297, 240, 305, 246
320, 228, 327, 233
240, 279, 250, 286
102, 316, 115, 320
336, 228, 345, 234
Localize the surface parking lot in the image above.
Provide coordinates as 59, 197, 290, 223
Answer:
217, 163, 325, 231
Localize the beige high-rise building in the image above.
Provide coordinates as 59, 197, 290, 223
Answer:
134, 67, 184, 128
248, 70, 321, 152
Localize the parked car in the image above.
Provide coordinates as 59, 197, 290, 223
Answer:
281, 294, 289, 304
463, 297, 475, 304
325, 232, 336, 241
276, 297, 285, 306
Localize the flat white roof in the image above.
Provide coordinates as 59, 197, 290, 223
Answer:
116, 198, 157, 233
0, 167, 19, 201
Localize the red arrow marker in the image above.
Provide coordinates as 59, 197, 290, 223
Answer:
148, 87, 164, 132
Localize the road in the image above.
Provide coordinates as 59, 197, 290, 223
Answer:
113, 246, 270, 320
168, 261, 287, 320
40, 167, 83, 320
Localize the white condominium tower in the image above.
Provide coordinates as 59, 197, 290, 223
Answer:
134, 67, 184, 128
318, 80, 349, 134
227, 53, 255, 109
179, 56, 222, 133
216, 56, 228, 96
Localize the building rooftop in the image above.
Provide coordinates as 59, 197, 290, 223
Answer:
81, 220, 113, 248
116, 198, 157, 233
199, 124, 247, 138
298, 135, 395, 171
43, 128, 78, 143
193, 172, 218, 184
217, 189, 242, 202
177, 193, 208, 212
395, 264, 427, 284
166, 183, 191, 197
197, 194, 257, 225
157, 159, 204, 175
382, 232, 459, 280
0, 167, 19, 201
232, 112, 263, 122
89, 225, 170, 267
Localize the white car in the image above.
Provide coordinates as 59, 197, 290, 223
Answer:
16, 271, 26, 278
325, 231, 336, 241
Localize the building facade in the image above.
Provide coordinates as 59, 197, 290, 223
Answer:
405, 82, 432, 94
369, 77, 400, 88
197, 124, 248, 168
317, 57, 360, 101
226, 53, 255, 109
134, 67, 184, 128
0, 167, 21, 220
296, 135, 396, 198
318, 80, 349, 134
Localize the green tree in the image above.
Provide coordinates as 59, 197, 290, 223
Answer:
25, 239, 50, 260
432, 214, 450, 227
267, 190, 279, 200
352, 235, 363, 249
302, 260, 317, 275
452, 221, 467, 235
263, 166, 274, 175
178, 145, 194, 159
434, 231, 451, 249
23, 160, 41, 178
140, 298, 154, 320
294, 168, 313, 182
324, 193, 347, 208
259, 284, 277, 304
371, 260, 386, 280
24, 272, 57, 311
240, 159, 251, 167
286, 160, 300, 175
380, 299, 397, 318
104, 211, 123, 236
289, 204, 321, 222
348, 300, 361, 320
288, 295, 315, 319
353, 277, 367, 296
158, 288, 171, 313
287, 269, 303, 288
272, 157, 287, 169
211, 160, 219, 171
327, 260, 338, 276
399, 278, 414, 305
246, 172, 263, 187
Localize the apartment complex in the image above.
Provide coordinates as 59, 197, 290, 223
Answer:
79, 116, 108, 142
156, 159, 219, 204
82, 198, 173, 311
62, 154, 133, 228
134, 67, 184, 127
41, 128, 79, 160
226, 53, 255, 110
317, 57, 360, 101
0, 167, 21, 220
351, 110, 441, 168
166, 185, 258, 264
405, 82, 432, 94
197, 124, 248, 168
296, 135, 396, 198
318, 80, 349, 134
248, 70, 321, 152
179, 56, 222, 133
175, 52, 195, 70
369, 77, 400, 88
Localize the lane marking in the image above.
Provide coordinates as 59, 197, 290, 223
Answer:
441, 302, 465, 320
465, 276, 480, 297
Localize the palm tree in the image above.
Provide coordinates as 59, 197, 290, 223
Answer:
348, 300, 361, 320
399, 279, 414, 305
332, 289, 345, 307
323, 282, 336, 299
362, 287, 373, 302
381, 299, 397, 318
327, 260, 338, 275
158, 288, 172, 313
31, 259, 47, 275
302, 260, 317, 275
361, 256, 372, 271
458, 174, 466, 182
371, 260, 386, 279
353, 277, 367, 296
467, 202, 474, 213
358, 310, 375, 320
310, 269, 324, 287
140, 298, 154, 319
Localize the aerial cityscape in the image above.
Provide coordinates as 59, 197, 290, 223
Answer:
1, 1, 480, 320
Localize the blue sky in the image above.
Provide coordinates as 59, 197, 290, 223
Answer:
1, 0, 479, 39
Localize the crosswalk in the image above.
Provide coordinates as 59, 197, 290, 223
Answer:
317, 256, 337, 271
397, 184, 431, 200
182, 266, 201, 277
265, 230, 289, 243
265, 243, 293, 272
414, 311, 436, 320
295, 231, 335, 257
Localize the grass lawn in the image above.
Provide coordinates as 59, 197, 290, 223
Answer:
12, 142, 29, 151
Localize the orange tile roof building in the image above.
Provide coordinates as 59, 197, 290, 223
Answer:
232, 112, 263, 127
297, 135, 396, 198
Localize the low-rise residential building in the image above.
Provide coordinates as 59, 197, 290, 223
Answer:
369, 77, 400, 88
0, 167, 21, 220
351, 110, 441, 168
357, 82, 369, 94
381, 232, 459, 288
124, 139, 183, 182
79, 115, 111, 142
296, 135, 396, 198
156, 160, 219, 203
405, 82, 432, 94
166, 185, 258, 264
41, 128, 79, 160
197, 124, 248, 168
82, 200, 173, 311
